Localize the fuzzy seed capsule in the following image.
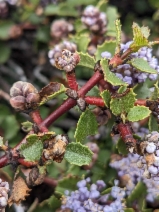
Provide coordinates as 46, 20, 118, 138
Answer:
10, 81, 40, 112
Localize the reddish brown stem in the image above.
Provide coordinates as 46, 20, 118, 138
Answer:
43, 177, 58, 187
30, 110, 48, 132
0, 155, 9, 168
121, 48, 132, 60
78, 71, 103, 98
18, 158, 37, 167
117, 122, 136, 151
66, 72, 78, 91
85, 96, 105, 107
41, 71, 103, 128
135, 99, 147, 106
41, 98, 77, 128
98, 79, 114, 93
0, 71, 104, 168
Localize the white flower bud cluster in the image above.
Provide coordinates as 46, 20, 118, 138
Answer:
81, 5, 107, 34
48, 41, 77, 66
55, 49, 80, 73
50, 19, 73, 39
0, 178, 9, 211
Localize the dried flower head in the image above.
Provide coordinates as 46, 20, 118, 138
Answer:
51, 19, 73, 39
43, 134, 69, 163
10, 81, 40, 112
48, 41, 77, 66
55, 49, 80, 73
81, 5, 107, 34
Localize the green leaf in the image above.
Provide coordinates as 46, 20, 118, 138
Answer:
124, 209, 135, 212
36, 26, 50, 43
73, 34, 91, 53
101, 187, 111, 195
0, 21, 14, 40
116, 138, 129, 155
47, 195, 61, 210
38, 131, 55, 143
64, 142, 93, 166
20, 134, 43, 161
115, 19, 122, 53
21, 121, 33, 132
130, 58, 157, 74
118, 85, 127, 93
95, 40, 116, 61
3, 115, 19, 140
106, 6, 119, 36
100, 59, 127, 86
110, 88, 136, 116
75, 109, 98, 142
56, 175, 80, 194
133, 80, 151, 99
66, 0, 96, 6
149, 0, 159, 8
130, 23, 150, 52
127, 106, 151, 122
150, 81, 159, 100
100, 90, 111, 107
39, 82, 66, 105
77, 52, 95, 69
0, 42, 11, 64
148, 114, 158, 132
127, 182, 147, 207
44, 3, 78, 17
97, 0, 108, 12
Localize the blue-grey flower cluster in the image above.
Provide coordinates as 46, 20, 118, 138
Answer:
61, 178, 126, 212
110, 131, 159, 202
101, 41, 159, 85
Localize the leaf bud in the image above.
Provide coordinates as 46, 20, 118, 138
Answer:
77, 98, 86, 112
66, 89, 78, 100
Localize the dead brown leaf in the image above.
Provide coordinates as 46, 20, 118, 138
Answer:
8, 177, 31, 206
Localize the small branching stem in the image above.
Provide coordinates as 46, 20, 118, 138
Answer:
117, 122, 137, 147
66, 72, 78, 91
0, 71, 103, 168
29, 110, 48, 132
134, 99, 147, 106
85, 96, 105, 107
17, 158, 37, 167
